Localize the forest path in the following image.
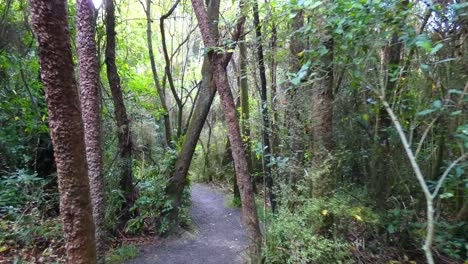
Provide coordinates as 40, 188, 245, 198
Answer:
125, 183, 248, 264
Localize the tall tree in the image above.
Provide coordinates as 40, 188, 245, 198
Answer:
105, 0, 136, 223
238, 36, 251, 202
311, 18, 334, 155
160, 0, 183, 138
165, 0, 220, 227
252, 0, 276, 212
141, 0, 172, 149
190, 0, 262, 259
76, 0, 105, 262
29, 0, 97, 262
286, 11, 308, 184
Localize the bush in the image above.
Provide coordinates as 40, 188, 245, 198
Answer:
265, 186, 380, 263
0, 170, 63, 259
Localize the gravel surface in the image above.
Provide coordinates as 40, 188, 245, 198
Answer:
125, 183, 248, 264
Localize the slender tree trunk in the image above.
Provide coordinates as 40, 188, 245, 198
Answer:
190, 0, 262, 259
252, 1, 275, 212
160, 1, 183, 138
105, 0, 136, 224
29, 0, 96, 262
76, 0, 105, 262
142, 0, 171, 149
165, 0, 220, 228
269, 25, 280, 154
238, 38, 251, 202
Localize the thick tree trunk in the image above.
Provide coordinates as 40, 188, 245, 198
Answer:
105, 0, 136, 224
190, 0, 262, 259
29, 0, 97, 262
143, 0, 171, 149
252, 1, 275, 212
165, 0, 220, 228
312, 36, 334, 154
76, 0, 105, 262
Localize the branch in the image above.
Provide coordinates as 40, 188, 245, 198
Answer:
432, 154, 467, 199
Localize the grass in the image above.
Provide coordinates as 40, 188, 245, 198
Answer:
106, 244, 139, 263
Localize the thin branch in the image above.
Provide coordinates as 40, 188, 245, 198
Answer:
432, 154, 467, 199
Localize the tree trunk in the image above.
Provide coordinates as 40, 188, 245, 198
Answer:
29, 0, 96, 262
286, 11, 307, 184
190, 0, 262, 259
269, 24, 280, 154
252, 1, 275, 213
312, 36, 334, 154
160, 1, 183, 138
76, 0, 105, 262
165, 0, 220, 229
105, 0, 136, 224
142, 0, 171, 149
238, 38, 250, 202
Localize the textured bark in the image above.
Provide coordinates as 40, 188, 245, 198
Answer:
143, 0, 171, 149
76, 0, 105, 262
312, 36, 334, 154
29, 0, 97, 262
190, 0, 262, 259
165, 0, 220, 228
105, 0, 136, 224
252, 1, 275, 212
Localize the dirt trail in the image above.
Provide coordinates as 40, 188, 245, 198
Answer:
126, 183, 248, 264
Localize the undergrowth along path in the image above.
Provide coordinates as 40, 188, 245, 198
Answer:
126, 183, 248, 264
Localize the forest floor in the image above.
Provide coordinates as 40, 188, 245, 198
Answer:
125, 183, 248, 264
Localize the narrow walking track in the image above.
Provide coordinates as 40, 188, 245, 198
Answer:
126, 184, 248, 264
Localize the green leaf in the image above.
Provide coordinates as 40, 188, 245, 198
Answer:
417, 109, 436, 116
420, 64, 430, 71
433, 100, 443, 109
430, 43, 443, 54
440, 192, 454, 199
450, 110, 462, 116
449, 89, 463, 94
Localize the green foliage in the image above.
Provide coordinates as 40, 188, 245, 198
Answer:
106, 244, 139, 263
126, 165, 171, 234
265, 188, 379, 263
0, 170, 62, 255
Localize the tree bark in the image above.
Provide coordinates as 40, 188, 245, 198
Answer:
312, 36, 334, 154
165, 0, 220, 228
190, 0, 262, 259
105, 0, 136, 224
252, 1, 275, 213
76, 0, 105, 262
29, 0, 97, 262
142, 0, 171, 149
238, 38, 251, 202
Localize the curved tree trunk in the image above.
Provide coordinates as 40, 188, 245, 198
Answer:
165, 0, 220, 229
105, 0, 136, 224
29, 0, 97, 262
190, 0, 262, 259
76, 0, 105, 262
